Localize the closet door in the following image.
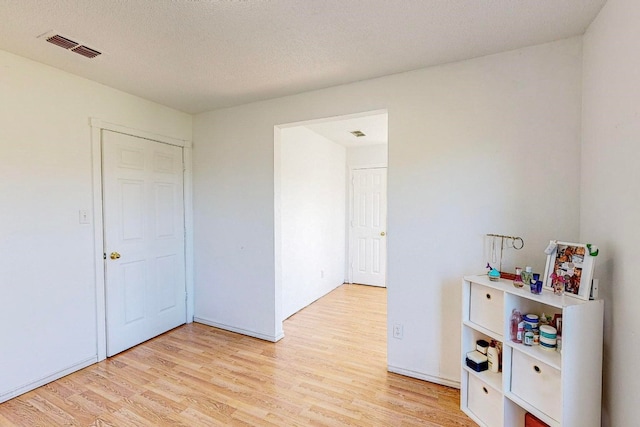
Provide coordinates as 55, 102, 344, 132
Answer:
102, 130, 186, 356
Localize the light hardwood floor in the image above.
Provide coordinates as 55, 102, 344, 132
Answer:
0, 284, 474, 426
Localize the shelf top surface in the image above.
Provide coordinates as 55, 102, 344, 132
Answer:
464, 274, 592, 308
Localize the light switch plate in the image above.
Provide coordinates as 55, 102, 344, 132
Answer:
79, 209, 90, 224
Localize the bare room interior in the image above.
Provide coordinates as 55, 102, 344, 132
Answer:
1, 1, 638, 426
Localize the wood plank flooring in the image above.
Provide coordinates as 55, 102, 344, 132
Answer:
0, 284, 474, 426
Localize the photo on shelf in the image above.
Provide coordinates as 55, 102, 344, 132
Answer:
553, 313, 563, 336
543, 241, 596, 300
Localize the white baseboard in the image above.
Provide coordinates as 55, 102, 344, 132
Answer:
387, 365, 461, 389
193, 317, 285, 342
0, 356, 98, 403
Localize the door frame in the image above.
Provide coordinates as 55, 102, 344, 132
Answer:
347, 164, 388, 285
90, 118, 193, 361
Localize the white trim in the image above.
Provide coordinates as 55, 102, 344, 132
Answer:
194, 317, 285, 342
273, 126, 284, 334
183, 146, 195, 323
350, 163, 387, 170
90, 118, 193, 361
387, 365, 461, 389
0, 356, 97, 403
89, 118, 191, 148
90, 122, 107, 361
277, 109, 388, 130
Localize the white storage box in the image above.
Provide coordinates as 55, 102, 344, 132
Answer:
469, 283, 504, 335
468, 374, 503, 427
511, 350, 561, 422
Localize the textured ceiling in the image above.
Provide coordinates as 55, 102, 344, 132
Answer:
0, 0, 606, 114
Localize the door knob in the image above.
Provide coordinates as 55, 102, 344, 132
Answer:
380, 231, 386, 236
110, 252, 121, 260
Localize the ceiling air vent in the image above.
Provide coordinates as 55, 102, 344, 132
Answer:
42, 33, 101, 59
72, 45, 101, 59
46, 34, 79, 50
350, 130, 366, 138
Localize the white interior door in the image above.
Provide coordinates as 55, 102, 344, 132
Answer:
102, 130, 186, 356
350, 168, 387, 287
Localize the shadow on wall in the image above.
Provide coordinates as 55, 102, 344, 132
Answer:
598, 248, 615, 427
439, 276, 463, 384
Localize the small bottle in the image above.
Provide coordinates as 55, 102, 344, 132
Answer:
487, 341, 499, 373
516, 320, 524, 344
510, 309, 522, 342
522, 266, 534, 286
551, 272, 565, 295
539, 313, 549, 326
513, 267, 524, 288
524, 325, 534, 346
553, 280, 564, 295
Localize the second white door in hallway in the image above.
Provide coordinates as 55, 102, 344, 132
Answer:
350, 168, 387, 287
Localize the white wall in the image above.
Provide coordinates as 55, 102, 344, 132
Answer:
582, 1, 640, 425
0, 49, 191, 401
347, 144, 388, 168
193, 37, 583, 384
279, 126, 346, 319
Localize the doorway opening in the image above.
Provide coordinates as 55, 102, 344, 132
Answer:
274, 110, 388, 323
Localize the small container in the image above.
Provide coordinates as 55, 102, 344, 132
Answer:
521, 266, 534, 286
540, 336, 557, 346
539, 326, 557, 350
539, 325, 557, 339
466, 350, 489, 372
476, 339, 489, 355
523, 325, 534, 346
523, 314, 539, 329
525, 412, 549, 427
513, 267, 524, 288
487, 342, 499, 373
540, 341, 557, 351
533, 329, 540, 345
534, 280, 543, 294
553, 277, 564, 295
539, 313, 549, 326
529, 278, 543, 295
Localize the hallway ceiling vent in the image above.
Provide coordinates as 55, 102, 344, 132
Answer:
45, 34, 78, 49
44, 33, 102, 59
71, 45, 101, 58
350, 130, 366, 137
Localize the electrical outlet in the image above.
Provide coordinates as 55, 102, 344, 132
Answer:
393, 324, 403, 339
320, 270, 324, 278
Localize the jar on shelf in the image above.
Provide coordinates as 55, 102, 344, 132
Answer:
524, 325, 534, 346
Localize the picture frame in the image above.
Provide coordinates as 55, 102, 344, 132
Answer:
552, 313, 563, 336
543, 241, 595, 300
